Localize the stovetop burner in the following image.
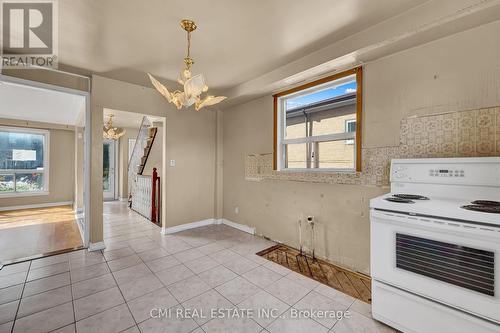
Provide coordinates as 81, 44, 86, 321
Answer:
461, 205, 500, 214
393, 194, 430, 200
471, 200, 500, 206
385, 197, 415, 204
461, 200, 500, 214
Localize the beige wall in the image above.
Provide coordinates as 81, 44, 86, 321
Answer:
90, 75, 216, 244
0, 120, 75, 208
118, 127, 139, 199
221, 20, 500, 274
2, 68, 89, 92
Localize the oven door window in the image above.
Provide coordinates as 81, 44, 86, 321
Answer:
396, 233, 495, 296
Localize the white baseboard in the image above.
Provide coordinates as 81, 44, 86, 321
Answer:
0, 201, 73, 212
88, 241, 106, 251
162, 219, 216, 235
118, 197, 128, 202
161, 218, 255, 235
221, 218, 255, 235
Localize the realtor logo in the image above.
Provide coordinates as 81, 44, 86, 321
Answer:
1, 0, 58, 68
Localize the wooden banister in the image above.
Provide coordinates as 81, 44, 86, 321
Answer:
151, 168, 158, 223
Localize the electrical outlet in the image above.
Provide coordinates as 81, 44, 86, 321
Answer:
169, 159, 176, 167
234, 206, 239, 214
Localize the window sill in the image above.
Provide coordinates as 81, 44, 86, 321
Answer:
0, 191, 50, 198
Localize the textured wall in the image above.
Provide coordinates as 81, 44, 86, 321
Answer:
246, 107, 500, 186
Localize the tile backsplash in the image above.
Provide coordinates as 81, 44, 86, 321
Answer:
245, 106, 500, 187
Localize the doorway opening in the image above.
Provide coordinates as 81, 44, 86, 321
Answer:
0, 75, 90, 265
102, 108, 165, 233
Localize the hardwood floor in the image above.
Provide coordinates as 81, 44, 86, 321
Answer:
0, 205, 83, 264
257, 244, 372, 303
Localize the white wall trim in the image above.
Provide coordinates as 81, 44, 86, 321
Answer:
88, 241, 106, 251
118, 197, 128, 202
0, 201, 73, 212
161, 217, 255, 235
74, 212, 85, 245
221, 218, 255, 235
161, 218, 215, 235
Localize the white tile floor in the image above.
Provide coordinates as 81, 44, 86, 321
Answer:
0, 202, 397, 333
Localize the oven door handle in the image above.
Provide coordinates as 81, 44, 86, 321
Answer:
371, 209, 500, 240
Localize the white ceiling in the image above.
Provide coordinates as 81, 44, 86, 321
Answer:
3, 0, 498, 109
57, 0, 426, 90
0, 82, 85, 126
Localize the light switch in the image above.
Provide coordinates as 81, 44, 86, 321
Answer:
169, 159, 176, 167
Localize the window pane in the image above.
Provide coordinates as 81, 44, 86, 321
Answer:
308, 102, 356, 137
15, 173, 44, 192
285, 143, 308, 169
0, 131, 44, 170
316, 140, 355, 169
0, 174, 15, 192
346, 120, 356, 133
284, 114, 307, 140
284, 75, 356, 139
103, 143, 110, 191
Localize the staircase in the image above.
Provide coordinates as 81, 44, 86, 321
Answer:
128, 117, 158, 209
136, 127, 157, 175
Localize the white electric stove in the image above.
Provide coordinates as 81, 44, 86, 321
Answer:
370, 157, 500, 333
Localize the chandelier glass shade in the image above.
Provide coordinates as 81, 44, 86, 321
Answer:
103, 115, 125, 140
148, 19, 226, 111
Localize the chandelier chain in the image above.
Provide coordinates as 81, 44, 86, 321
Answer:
187, 31, 191, 59
147, 19, 226, 111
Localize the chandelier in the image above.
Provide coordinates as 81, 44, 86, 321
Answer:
148, 19, 226, 111
103, 115, 125, 140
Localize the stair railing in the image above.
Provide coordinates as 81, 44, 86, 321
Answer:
128, 116, 153, 199
130, 168, 161, 225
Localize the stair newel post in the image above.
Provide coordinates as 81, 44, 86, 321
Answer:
152, 167, 158, 222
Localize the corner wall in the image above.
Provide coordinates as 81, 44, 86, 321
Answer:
90, 76, 217, 244
221, 20, 500, 274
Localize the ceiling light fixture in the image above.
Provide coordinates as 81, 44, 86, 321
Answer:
148, 19, 226, 111
103, 115, 125, 140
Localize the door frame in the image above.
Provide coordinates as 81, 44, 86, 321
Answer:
0, 73, 91, 248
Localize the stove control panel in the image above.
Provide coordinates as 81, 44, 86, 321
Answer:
429, 169, 465, 177
390, 157, 500, 187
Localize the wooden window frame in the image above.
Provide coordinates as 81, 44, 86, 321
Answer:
273, 66, 363, 172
